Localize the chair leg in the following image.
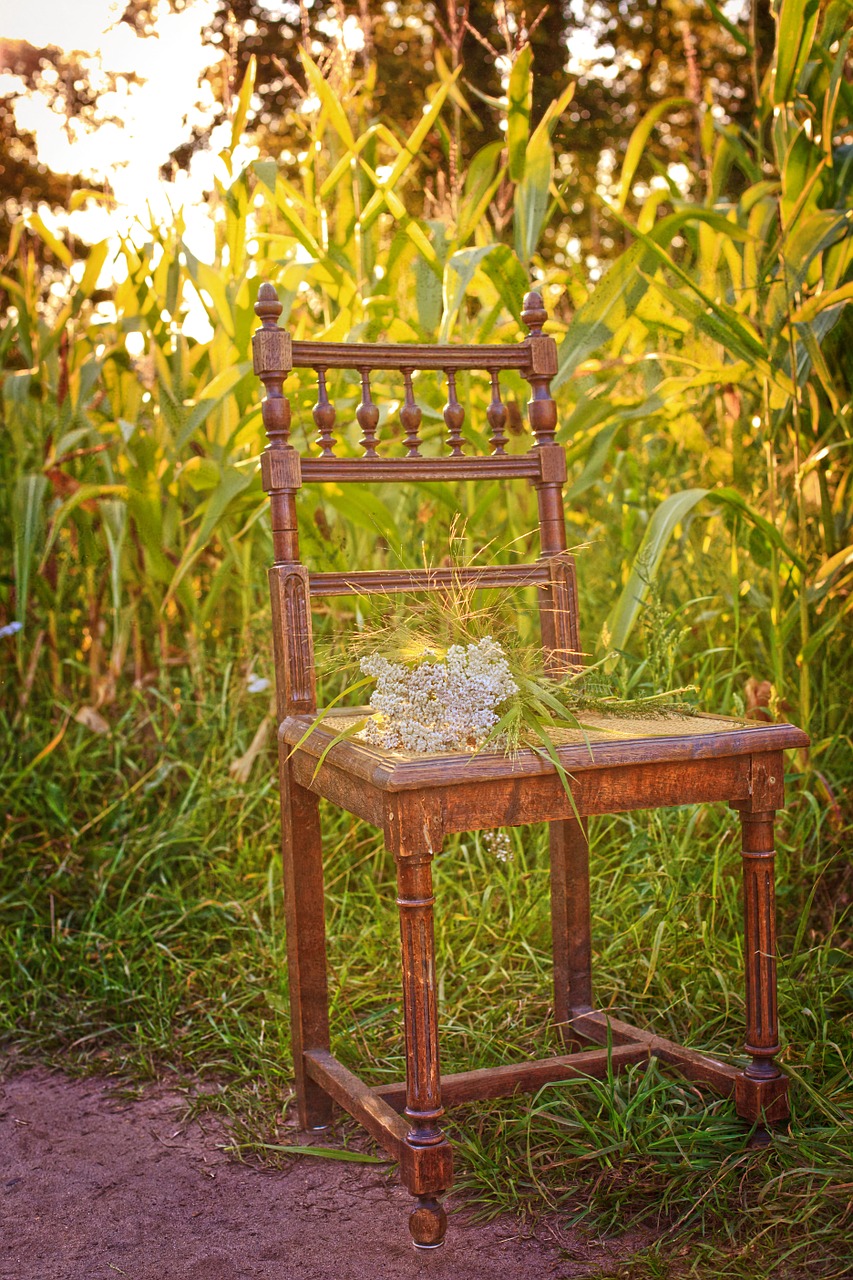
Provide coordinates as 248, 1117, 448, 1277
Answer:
395, 846, 453, 1249
736, 809, 789, 1126
280, 757, 333, 1131
550, 817, 593, 1046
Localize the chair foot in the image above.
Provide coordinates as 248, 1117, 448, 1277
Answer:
409, 1196, 447, 1249
735, 1068, 789, 1125
294, 1069, 335, 1132
746, 1124, 773, 1149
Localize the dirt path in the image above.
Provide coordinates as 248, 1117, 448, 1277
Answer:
0, 1067, 641, 1280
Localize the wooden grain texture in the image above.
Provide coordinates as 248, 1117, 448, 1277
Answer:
734, 809, 789, 1122
287, 750, 761, 830
279, 762, 332, 1130
735, 1068, 790, 1124
395, 851, 446, 1147
291, 339, 534, 372
300, 455, 541, 482
269, 566, 316, 715
542, 553, 582, 672
302, 1050, 457, 1199
372, 1043, 648, 1110
308, 564, 551, 597
280, 713, 809, 792
435, 756, 755, 827
570, 1011, 743, 1095
286, 745, 384, 826
393, 819, 453, 1247
550, 817, 593, 1039
303, 1049, 409, 1158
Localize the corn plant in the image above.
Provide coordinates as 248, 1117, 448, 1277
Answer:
1, 4, 851, 744
551, 0, 853, 735
0, 37, 578, 712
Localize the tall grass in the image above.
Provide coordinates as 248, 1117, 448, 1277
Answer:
1, 2, 852, 1276
1, 669, 850, 1276
1, 3, 850, 727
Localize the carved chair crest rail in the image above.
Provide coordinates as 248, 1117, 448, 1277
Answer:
251, 280, 809, 1250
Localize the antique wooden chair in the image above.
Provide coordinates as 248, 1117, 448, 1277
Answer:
252, 282, 808, 1249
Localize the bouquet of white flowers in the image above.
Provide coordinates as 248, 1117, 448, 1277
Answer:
357, 637, 518, 754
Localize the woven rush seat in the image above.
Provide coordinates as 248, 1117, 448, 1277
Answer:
285, 707, 806, 774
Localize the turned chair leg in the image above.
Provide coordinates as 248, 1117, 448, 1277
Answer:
394, 844, 453, 1249
280, 758, 333, 1131
550, 817, 593, 1047
736, 808, 789, 1127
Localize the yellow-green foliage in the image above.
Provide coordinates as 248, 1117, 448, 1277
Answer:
1, 2, 851, 739
1, 12, 852, 1274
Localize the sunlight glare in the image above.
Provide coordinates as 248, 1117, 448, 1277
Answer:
2, 0, 233, 337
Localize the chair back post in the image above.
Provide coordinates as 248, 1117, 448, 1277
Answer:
522, 291, 581, 674
253, 283, 317, 716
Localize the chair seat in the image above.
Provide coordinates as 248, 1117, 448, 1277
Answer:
280, 709, 808, 829
282, 707, 808, 785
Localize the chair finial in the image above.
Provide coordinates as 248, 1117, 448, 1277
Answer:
255, 281, 283, 326
522, 290, 547, 337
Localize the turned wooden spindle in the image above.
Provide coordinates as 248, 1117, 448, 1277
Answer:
741, 812, 782, 1083
252, 282, 298, 565
356, 368, 380, 457
727, 792, 791, 1128
397, 855, 446, 1150
401, 369, 422, 457
443, 370, 465, 456
313, 369, 337, 456
253, 283, 288, 450
486, 370, 508, 455
395, 833, 451, 1250
522, 290, 558, 447
521, 289, 571, 673
522, 290, 564, 556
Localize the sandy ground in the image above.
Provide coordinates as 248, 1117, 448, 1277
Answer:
0, 1067, 644, 1280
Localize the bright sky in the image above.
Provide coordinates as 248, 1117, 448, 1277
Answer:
0, 0, 236, 259
0, 0, 261, 337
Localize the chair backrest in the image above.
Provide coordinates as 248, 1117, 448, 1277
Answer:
252, 282, 580, 716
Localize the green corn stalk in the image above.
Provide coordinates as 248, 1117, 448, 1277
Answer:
1, 11, 849, 740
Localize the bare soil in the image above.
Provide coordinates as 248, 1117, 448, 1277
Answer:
0, 1067, 644, 1280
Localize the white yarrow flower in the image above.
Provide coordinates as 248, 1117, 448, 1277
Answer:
358, 637, 517, 754
483, 829, 514, 863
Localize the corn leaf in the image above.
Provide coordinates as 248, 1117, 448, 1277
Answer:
814, 543, 853, 586
359, 72, 458, 228
773, 0, 821, 105
166, 467, 255, 602
705, 0, 753, 51
13, 473, 48, 624
602, 488, 709, 654
616, 98, 692, 212
28, 213, 72, 266
299, 48, 356, 149
440, 246, 499, 342
507, 45, 533, 182
230, 55, 257, 149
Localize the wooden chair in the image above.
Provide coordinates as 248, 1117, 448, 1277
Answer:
252, 282, 808, 1249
